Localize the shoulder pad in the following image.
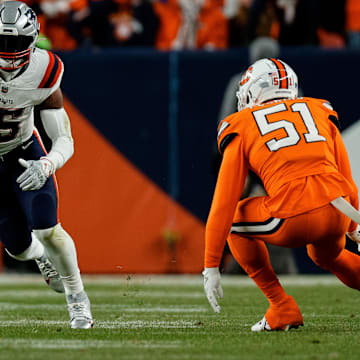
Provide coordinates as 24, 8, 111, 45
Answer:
322, 101, 334, 111
317, 99, 341, 129
219, 133, 237, 154
217, 115, 238, 154
38, 51, 63, 89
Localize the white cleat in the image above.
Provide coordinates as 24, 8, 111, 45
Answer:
251, 316, 303, 332
251, 316, 272, 332
66, 291, 94, 329
35, 254, 64, 293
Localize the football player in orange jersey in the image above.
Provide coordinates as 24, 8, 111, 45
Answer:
203, 57, 360, 331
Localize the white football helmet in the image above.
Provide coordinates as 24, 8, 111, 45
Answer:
236, 58, 298, 111
0, 1, 39, 71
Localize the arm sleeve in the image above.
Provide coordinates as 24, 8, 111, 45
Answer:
40, 108, 74, 171
204, 135, 248, 268
333, 126, 359, 232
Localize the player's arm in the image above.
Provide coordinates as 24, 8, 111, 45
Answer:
16, 88, 74, 191
38, 88, 74, 171
205, 135, 248, 268
203, 135, 248, 313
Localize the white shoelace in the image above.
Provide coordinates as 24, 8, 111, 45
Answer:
68, 302, 91, 320
37, 259, 58, 278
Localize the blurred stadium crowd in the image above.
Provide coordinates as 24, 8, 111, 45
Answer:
16, 0, 360, 52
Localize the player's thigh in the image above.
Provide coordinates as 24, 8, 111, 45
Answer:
13, 176, 59, 229
0, 169, 31, 252
230, 196, 305, 248
12, 135, 59, 230
305, 204, 350, 263
230, 198, 347, 248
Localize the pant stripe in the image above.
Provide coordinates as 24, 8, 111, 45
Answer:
231, 217, 284, 235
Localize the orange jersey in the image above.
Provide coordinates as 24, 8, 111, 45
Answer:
205, 97, 359, 267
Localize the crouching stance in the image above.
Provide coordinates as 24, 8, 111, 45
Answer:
0, 1, 92, 329
203, 58, 360, 331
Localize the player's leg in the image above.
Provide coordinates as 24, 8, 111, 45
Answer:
0, 158, 63, 291
13, 135, 93, 329
228, 197, 303, 331
306, 204, 360, 290
33, 224, 93, 329
6, 231, 65, 293
228, 234, 303, 331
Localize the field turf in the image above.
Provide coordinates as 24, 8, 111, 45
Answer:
0, 274, 359, 360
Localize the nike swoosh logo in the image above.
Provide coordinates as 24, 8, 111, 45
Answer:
21, 140, 33, 150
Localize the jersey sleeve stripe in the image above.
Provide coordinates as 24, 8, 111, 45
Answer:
270, 58, 288, 89
38, 51, 62, 88
48, 55, 63, 88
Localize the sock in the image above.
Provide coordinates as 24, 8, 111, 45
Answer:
6, 233, 44, 261
227, 234, 288, 306
227, 234, 302, 329
34, 224, 84, 295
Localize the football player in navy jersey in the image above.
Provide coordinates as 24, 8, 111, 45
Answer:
0, 1, 93, 329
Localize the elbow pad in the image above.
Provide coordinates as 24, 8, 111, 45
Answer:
40, 108, 74, 171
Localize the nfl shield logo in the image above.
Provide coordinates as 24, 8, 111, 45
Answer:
1, 86, 8, 93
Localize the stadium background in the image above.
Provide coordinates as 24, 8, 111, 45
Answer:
3, 48, 360, 275
43, 48, 360, 274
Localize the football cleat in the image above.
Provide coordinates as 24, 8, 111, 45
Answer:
66, 291, 94, 329
251, 316, 272, 331
251, 316, 303, 332
35, 254, 65, 293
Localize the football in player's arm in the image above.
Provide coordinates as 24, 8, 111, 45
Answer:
0, 1, 93, 329
203, 57, 360, 331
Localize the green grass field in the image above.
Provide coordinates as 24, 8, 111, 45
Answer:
0, 274, 359, 360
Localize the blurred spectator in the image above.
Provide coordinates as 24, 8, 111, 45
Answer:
346, 0, 360, 49
246, 0, 317, 45
153, 0, 228, 50
38, 0, 82, 50
317, 0, 346, 49
224, 0, 274, 47
245, 0, 346, 48
67, 0, 159, 48
25, 0, 158, 50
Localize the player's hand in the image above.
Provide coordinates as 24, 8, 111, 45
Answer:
202, 267, 223, 313
347, 225, 360, 252
16, 157, 54, 191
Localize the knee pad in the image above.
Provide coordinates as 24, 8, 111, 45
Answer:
33, 223, 69, 250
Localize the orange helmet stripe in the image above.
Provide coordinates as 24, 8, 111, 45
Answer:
270, 58, 288, 89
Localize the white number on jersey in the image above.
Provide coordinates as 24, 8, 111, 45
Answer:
252, 102, 326, 152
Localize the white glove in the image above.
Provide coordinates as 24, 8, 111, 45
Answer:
347, 225, 360, 252
16, 157, 54, 191
202, 267, 223, 314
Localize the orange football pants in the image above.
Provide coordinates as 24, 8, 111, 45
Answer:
227, 196, 360, 329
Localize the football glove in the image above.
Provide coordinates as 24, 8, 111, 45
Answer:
202, 267, 223, 314
16, 157, 54, 191
347, 225, 360, 252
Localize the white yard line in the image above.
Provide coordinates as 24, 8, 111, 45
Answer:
0, 274, 343, 286
0, 319, 200, 329
0, 290, 206, 298
0, 338, 183, 349
0, 302, 207, 312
